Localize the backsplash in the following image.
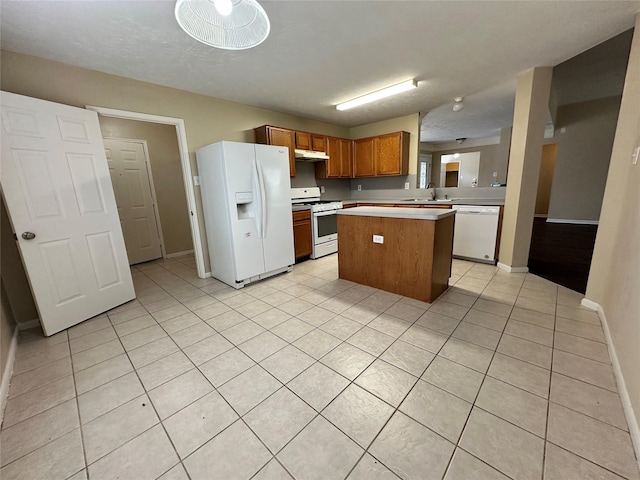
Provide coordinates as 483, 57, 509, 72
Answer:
290, 163, 506, 202
348, 175, 505, 202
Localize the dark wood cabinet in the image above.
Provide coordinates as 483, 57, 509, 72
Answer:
292, 210, 312, 260
254, 125, 296, 177
353, 137, 376, 177
376, 131, 409, 176
353, 132, 409, 177
257, 125, 408, 180
353, 131, 409, 177
316, 136, 353, 179
311, 135, 326, 152
295, 131, 326, 152
295, 131, 311, 150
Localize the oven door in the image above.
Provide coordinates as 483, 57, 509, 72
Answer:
312, 210, 338, 244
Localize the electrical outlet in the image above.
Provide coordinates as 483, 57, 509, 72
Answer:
320, 186, 326, 193
373, 235, 384, 244
357, 185, 362, 191
404, 182, 410, 189
193, 175, 200, 186
560, 127, 566, 134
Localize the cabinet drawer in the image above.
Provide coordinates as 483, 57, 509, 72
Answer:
293, 210, 311, 223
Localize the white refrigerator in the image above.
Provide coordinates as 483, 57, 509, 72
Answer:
196, 141, 295, 288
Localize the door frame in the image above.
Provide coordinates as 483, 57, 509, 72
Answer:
105, 136, 166, 261
86, 106, 206, 278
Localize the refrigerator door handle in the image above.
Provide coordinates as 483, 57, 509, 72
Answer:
255, 158, 268, 239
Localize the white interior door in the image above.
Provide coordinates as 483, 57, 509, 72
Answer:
103, 138, 163, 265
0, 91, 135, 336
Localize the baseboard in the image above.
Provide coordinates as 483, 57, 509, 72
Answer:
165, 250, 194, 259
1, 325, 19, 426
581, 298, 640, 470
18, 318, 40, 330
546, 218, 599, 225
497, 262, 529, 273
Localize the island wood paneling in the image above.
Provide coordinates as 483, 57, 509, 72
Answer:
337, 214, 454, 302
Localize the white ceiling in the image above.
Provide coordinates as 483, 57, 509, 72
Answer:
1, 1, 639, 142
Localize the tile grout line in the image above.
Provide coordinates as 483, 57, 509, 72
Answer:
438, 266, 520, 480
7, 257, 632, 480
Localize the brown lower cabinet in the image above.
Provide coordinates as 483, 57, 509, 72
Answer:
292, 210, 312, 260
338, 212, 454, 303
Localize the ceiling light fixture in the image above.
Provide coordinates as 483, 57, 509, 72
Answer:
452, 97, 464, 112
175, 0, 270, 50
336, 80, 417, 111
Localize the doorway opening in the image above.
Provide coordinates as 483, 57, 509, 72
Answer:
86, 106, 206, 278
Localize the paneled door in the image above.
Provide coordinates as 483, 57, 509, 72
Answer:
103, 138, 163, 265
0, 91, 135, 336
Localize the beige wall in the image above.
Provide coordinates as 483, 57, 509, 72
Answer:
1, 281, 17, 384
430, 144, 502, 187
547, 96, 622, 221
349, 113, 420, 175
500, 66, 553, 268
426, 127, 511, 187
586, 16, 640, 442
0, 50, 352, 275
535, 144, 557, 215
99, 117, 193, 255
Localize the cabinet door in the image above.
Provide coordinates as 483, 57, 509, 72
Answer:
269, 127, 296, 177
354, 137, 376, 177
376, 131, 409, 176
339, 138, 353, 177
311, 135, 325, 152
292, 211, 312, 259
295, 131, 311, 150
325, 136, 341, 178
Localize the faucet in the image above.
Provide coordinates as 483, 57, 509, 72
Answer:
427, 182, 436, 200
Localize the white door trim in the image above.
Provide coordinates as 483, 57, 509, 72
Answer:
104, 137, 166, 260
85, 106, 206, 278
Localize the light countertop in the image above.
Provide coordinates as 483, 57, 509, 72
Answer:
341, 199, 505, 206
337, 206, 456, 220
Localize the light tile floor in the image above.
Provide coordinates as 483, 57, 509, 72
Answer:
2, 254, 639, 480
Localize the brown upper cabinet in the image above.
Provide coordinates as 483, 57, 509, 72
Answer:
295, 131, 326, 152
256, 125, 409, 180
353, 137, 376, 177
254, 125, 296, 177
354, 131, 409, 177
316, 136, 353, 179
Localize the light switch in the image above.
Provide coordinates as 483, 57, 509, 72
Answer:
193, 175, 200, 186
404, 182, 410, 189
373, 235, 384, 244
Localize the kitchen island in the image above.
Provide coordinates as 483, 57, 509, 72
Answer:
337, 207, 456, 303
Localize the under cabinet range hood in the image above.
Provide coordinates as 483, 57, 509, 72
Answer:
294, 149, 330, 161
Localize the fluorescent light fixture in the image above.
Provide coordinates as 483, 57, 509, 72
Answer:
336, 80, 417, 111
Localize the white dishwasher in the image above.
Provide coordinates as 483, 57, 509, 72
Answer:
452, 205, 500, 264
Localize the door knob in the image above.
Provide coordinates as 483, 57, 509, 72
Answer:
21, 232, 36, 240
